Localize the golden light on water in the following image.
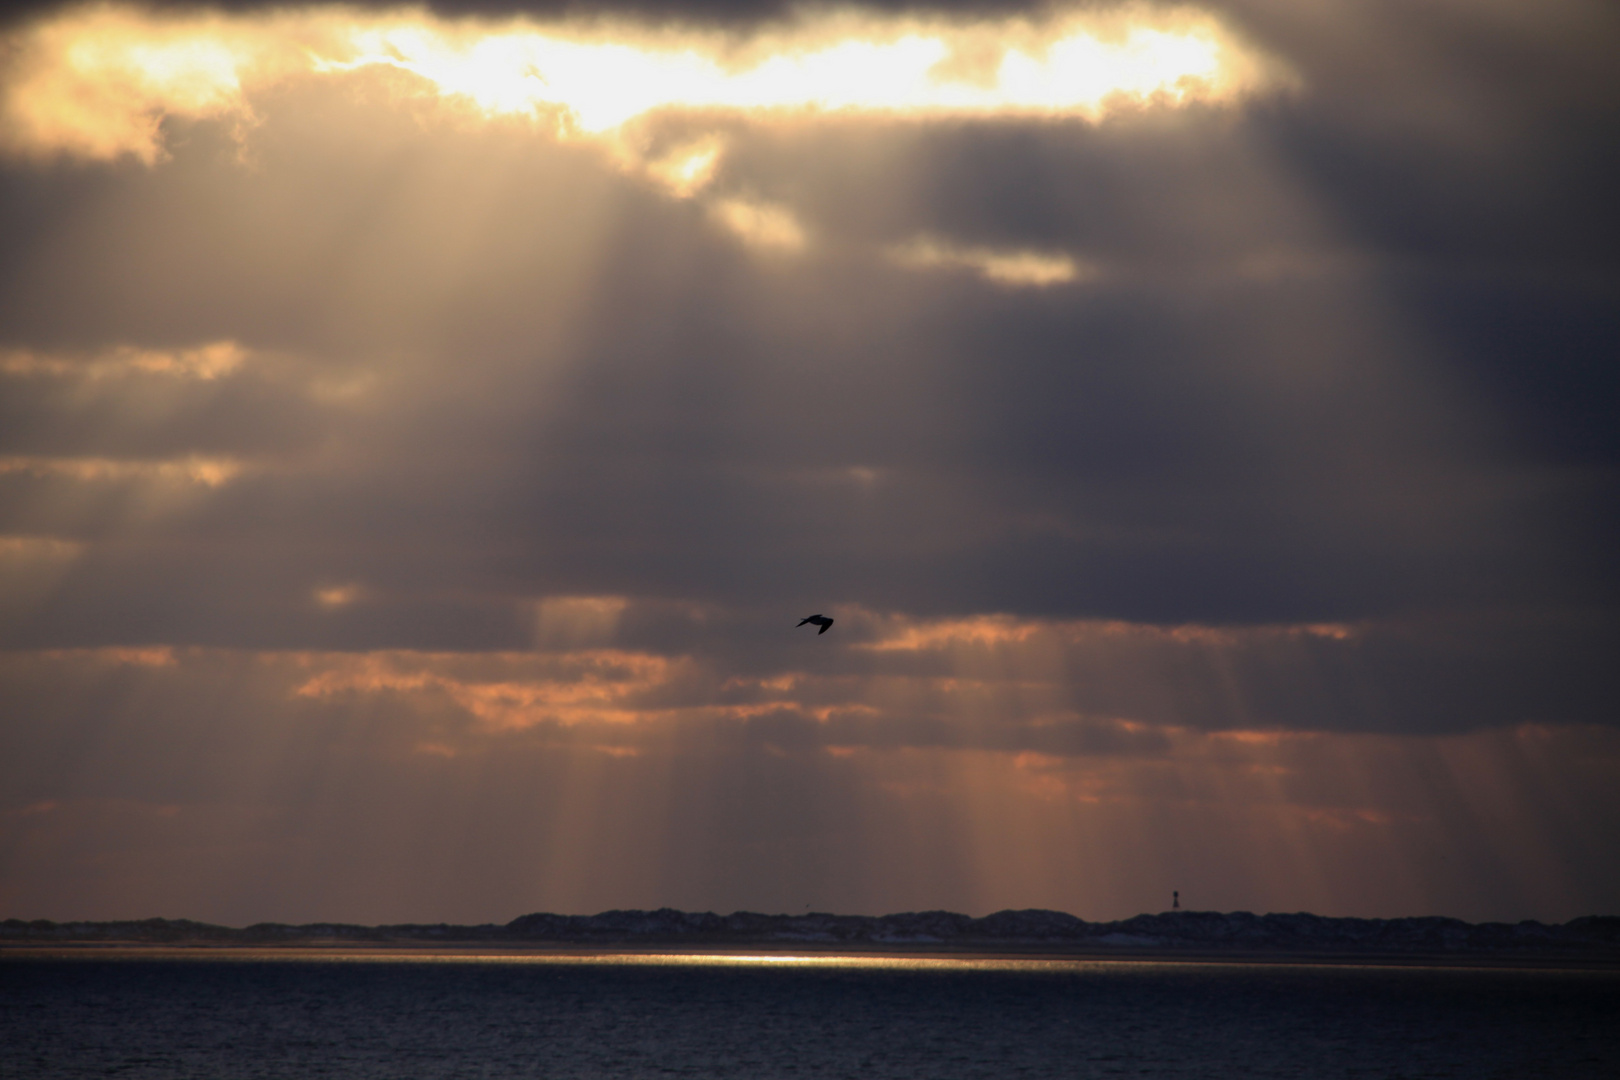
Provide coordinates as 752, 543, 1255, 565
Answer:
3, 948, 1179, 972
1, 4, 1285, 164
547, 954, 1128, 971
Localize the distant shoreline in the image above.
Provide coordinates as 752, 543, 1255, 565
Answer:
6, 907, 1618, 969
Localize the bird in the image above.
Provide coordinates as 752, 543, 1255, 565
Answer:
797, 614, 834, 634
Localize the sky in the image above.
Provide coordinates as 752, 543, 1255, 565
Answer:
0, 0, 1616, 927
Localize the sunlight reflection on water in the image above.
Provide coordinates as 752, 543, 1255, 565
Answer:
4, 951, 1617, 1079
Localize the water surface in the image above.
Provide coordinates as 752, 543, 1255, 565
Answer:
3, 951, 1615, 1078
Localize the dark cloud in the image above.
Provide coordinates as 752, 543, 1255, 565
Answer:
0, 0, 1065, 37
0, 62, 1613, 678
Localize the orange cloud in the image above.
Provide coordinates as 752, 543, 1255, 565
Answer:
0, 454, 243, 487
886, 235, 1095, 288
2, 644, 1613, 920
1, 341, 245, 380
291, 649, 681, 730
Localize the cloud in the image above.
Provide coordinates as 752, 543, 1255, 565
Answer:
0, 454, 242, 486
1, 643, 1616, 923
0, 0, 1615, 923
290, 648, 682, 730
0, 3, 300, 163
1, 3, 1286, 163
10, 598, 1600, 739
710, 196, 808, 251
639, 135, 725, 197
1, 340, 244, 379
312, 582, 364, 609
886, 234, 1092, 286
534, 595, 629, 649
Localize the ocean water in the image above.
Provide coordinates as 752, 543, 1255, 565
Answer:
2, 952, 1616, 1079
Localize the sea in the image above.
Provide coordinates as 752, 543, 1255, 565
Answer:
2, 951, 1616, 1079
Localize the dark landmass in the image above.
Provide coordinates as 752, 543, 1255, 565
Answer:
5, 909, 1619, 961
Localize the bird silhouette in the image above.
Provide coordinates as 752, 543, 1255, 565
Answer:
797, 614, 834, 634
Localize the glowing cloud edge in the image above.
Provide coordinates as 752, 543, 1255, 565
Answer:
0, 2, 1292, 163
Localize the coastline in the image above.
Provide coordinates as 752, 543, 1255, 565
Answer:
7, 908, 1617, 970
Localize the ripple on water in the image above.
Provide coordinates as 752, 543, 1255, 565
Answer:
2, 953, 1617, 1079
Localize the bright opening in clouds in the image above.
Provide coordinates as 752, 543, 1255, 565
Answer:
2, 4, 1280, 164
321, 9, 1267, 131
0, 0, 1616, 928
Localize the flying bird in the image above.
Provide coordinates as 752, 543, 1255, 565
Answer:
797, 614, 834, 634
